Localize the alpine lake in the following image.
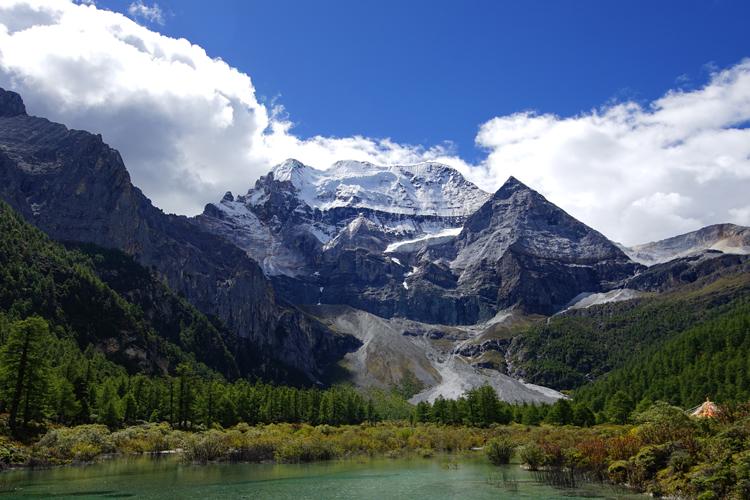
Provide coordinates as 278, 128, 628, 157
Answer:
0, 454, 642, 499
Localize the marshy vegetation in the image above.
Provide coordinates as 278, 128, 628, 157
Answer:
2, 400, 749, 498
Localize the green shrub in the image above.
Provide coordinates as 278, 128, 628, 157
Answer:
486, 437, 514, 465
34, 425, 113, 462
634, 402, 695, 445
518, 443, 545, 470
633, 444, 672, 478
183, 431, 229, 463
669, 450, 693, 473
607, 460, 630, 483
275, 437, 339, 463
0, 439, 29, 466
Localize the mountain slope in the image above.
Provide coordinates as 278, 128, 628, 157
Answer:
401, 176, 643, 319
575, 296, 750, 410
621, 223, 750, 265
0, 88, 357, 383
200, 170, 643, 325
305, 304, 562, 404
506, 255, 750, 390
269, 159, 490, 216
0, 200, 235, 376
196, 159, 487, 278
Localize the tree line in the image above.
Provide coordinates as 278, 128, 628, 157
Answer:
0, 316, 377, 436
576, 297, 750, 415
411, 386, 596, 427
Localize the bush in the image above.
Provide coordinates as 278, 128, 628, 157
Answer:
275, 437, 339, 463
607, 460, 630, 483
111, 423, 184, 453
183, 431, 229, 463
518, 443, 545, 471
634, 402, 695, 445
669, 450, 693, 473
0, 438, 29, 467
486, 437, 514, 465
34, 425, 113, 462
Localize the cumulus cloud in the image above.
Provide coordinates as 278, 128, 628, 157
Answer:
472, 61, 750, 244
0, 0, 749, 245
0, 0, 465, 216
127, 1, 163, 25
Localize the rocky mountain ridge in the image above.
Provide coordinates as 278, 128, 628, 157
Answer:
0, 88, 358, 384
620, 223, 750, 266
3, 86, 748, 404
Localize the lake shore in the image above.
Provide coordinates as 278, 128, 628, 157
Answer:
2, 405, 749, 499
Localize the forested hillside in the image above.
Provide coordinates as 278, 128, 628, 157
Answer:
0, 200, 236, 376
508, 268, 750, 390
575, 297, 750, 412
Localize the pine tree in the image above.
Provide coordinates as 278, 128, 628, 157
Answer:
547, 398, 574, 425
98, 380, 122, 428
122, 392, 138, 425
52, 378, 81, 425
606, 391, 634, 424
176, 363, 195, 428
0, 317, 52, 434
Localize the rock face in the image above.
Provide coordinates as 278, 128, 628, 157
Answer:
307, 305, 563, 404
194, 159, 491, 322
195, 159, 488, 278
621, 223, 750, 266
197, 166, 643, 324
624, 251, 750, 292
0, 88, 358, 383
429, 177, 644, 317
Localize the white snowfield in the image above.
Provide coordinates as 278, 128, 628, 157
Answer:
384, 227, 462, 253
271, 159, 490, 217
200, 159, 489, 277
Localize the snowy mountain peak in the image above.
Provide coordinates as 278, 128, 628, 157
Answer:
271, 158, 313, 184
622, 223, 750, 266
262, 159, 490, 217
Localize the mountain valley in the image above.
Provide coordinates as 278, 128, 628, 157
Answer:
1, 87, 749, 405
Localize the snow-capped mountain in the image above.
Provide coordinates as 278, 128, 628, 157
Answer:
3, 85, 748, 406
621, 223, 750, 266
269, 159, 490, 216
198, 167, 643, 323
195, 159, 489, 277
396, 176, 643, 319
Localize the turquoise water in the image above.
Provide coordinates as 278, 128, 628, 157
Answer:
0, 455, 640, 499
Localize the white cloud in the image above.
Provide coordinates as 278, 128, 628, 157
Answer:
729, 206, 750, 226
127, 1, 163, 25
472, 61, 750, 244
0, 0, 749, 246
0, 0, 466, 216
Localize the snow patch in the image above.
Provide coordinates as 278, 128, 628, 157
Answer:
562, 288, 640, 312
385, 227, 462, 253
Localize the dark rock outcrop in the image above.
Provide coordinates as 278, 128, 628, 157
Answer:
624, 251, 750, 292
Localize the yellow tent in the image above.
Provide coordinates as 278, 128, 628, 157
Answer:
690, 399, 719, 418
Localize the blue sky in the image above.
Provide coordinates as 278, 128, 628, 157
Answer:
1, 0, 750, 244
99, 0, 750, 161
